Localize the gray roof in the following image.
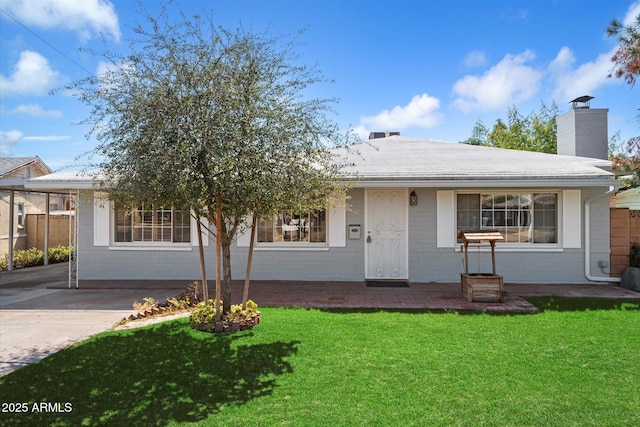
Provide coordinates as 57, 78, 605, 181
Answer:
0, 157, 51, 177
3, 137, 619, 192
337, 136, 615, 187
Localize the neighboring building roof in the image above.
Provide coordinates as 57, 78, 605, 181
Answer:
0, 156, 52, 178
337, 136, 617, 187
613, 187, 640, 209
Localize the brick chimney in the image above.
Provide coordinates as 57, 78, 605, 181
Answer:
556, 96, 608, 160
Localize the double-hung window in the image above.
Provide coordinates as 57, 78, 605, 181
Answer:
456, 192, 558, 244
257, 210, 326, 244
114, 205, 191, 243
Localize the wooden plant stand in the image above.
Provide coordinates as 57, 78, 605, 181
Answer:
458, 230, 504, 303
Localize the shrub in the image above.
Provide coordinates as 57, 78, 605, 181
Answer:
48, 245, 71, 263
631, 242, 640, 268
12, 247, 44, 269
1, 246, 73, 271
190, 299, 260, 332
132, 297, 158, 312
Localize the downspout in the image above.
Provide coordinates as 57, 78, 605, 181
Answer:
8, 190, 14, 271
584, 186, 621, 283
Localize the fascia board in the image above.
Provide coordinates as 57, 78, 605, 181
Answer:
349, 178, 619, 189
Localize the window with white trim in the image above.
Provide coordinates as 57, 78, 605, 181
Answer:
114, 205, 190, 243
257, 210, 326, 243
456, 192, 558, 244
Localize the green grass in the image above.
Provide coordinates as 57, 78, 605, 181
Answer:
525, 296, 640, 312
1, 303, 639, 426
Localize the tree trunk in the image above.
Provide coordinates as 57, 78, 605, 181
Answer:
194, 215, 209, 303
242, 215, 258, 309
214, 193, 222, 321
222, 239, 232, 313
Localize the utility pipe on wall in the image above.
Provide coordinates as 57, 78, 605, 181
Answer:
584, 186, 621, 283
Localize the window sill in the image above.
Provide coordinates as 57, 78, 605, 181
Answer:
454, 245, 563, 253
254, 245, 330, 252
108, 245, 193, 252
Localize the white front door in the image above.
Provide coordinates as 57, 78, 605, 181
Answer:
365, 189, 408, 279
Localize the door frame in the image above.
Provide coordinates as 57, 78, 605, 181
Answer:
364, 188, 409, 280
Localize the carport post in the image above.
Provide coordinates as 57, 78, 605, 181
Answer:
44, 193, 50, 265
68, 189, 79, 289
8, 190, 14, 271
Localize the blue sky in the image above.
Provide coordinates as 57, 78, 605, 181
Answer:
1, 0, 639, 171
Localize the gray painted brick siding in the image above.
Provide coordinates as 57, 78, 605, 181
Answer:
77, 187, 611, 284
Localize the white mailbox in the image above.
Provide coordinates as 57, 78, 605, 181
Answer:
348, 224, 361, 240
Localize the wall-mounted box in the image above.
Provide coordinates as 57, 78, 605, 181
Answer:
348, 224, 361, 239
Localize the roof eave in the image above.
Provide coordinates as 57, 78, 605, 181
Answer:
349, 176, 619, 189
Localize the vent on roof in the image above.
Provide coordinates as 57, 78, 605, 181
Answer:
369, 131, 400, 140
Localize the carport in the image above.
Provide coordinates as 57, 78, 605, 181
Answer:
0, 171, 93, 288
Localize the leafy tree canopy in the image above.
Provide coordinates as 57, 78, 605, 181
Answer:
460, 102, 558, 154
68, 1, 355, 312
606, 13, 640, 187
607, 13, 640, 86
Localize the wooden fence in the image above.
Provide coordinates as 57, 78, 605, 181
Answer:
25, 214, 76, 252
611, 208, 640, 277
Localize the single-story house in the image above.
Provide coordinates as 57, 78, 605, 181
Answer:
20, 106, 621, 284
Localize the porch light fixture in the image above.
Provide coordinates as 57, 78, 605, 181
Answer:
410, 190, 417, 206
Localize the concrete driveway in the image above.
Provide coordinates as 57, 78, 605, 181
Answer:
0, 263, 182, 376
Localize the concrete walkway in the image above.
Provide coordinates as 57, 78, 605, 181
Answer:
1, 263, 639, 376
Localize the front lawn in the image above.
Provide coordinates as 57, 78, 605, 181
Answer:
1, 302, 639, 426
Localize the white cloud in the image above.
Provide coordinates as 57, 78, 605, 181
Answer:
359, 93, 442, 132
0, 50, 60, 97
463, 50, 488, 68
451, 50, 542, 113
623, 1, 640, 26
350, 125, 369, 141
23, 135, 71, 141
0, 129, 23, 155
2, 0, 121, 42
548, 46, 615, 103
10, 104, 63, 118
546, 3, 639, 103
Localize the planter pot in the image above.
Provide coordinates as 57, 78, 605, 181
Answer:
461, 273, 504, 303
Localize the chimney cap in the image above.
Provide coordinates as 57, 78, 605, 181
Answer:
569, 95, 594, 109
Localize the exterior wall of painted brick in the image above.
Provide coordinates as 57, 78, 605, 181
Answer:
230, 188, 366, 281
76, 187, 613, 284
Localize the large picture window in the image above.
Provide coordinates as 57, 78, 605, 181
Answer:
457, 192, 557, 244
258, 210, 326, 243
115, 205, 190, 243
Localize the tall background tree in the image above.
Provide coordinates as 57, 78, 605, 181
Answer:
69, 3, 353, 316
460, 102, 558, 154
607, 12, 640, 186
